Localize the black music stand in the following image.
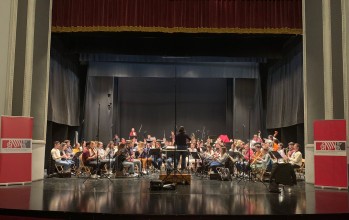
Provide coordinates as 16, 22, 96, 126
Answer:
269, 151, 283, 160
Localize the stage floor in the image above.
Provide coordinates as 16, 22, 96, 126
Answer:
0, 173, 349, 219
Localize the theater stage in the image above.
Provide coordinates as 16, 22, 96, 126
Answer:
0, 173, 348, 220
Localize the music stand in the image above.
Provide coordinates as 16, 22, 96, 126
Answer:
269, 151, 283, 160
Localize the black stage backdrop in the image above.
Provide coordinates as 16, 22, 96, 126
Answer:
83, 61, 263, 143
119, 78, 226, 140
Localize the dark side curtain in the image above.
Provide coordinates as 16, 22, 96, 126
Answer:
266, 43, 303, 129
52, 0, 302, 34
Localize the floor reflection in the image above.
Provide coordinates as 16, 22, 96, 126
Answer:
1, 175, 349, 216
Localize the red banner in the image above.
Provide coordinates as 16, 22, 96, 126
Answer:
0, 116, 33, 185
314, 120, 348, 189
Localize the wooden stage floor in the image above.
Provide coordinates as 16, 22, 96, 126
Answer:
0, 172, 349, 219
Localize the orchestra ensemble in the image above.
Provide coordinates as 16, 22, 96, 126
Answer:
50, 126, 303, 188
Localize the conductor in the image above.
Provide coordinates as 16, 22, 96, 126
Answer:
175, 126, 191, 171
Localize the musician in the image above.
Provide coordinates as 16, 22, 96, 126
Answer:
272, 139, 280, 151
126, 141, 142, 175
71, 142, 82, 168
196, 140, 204, 152
63, 140, 73, 158
288, 143, 302, 168
287, 142, 295, 157
72, 142, 81, 154
174, 126, 191, 171
51, 141, 72, 172
97, 141, 111, 172
105, 141, 116, 173
170, 131, 175, 145
113, 134, 120, 145
188, 143, 198, 171
243, 142, 255, 163
116, 143, 138, 177
81, 141, 97, 175
137, 142, 152, 174
251, 143, 263, 164
129, 128, 137, 139
260, 143, 272, 171
252, 134, 263, 143
151, 141, 163, 171
61, 143, 75, 165
120, 138, 126, 145
208, 147, 230, 173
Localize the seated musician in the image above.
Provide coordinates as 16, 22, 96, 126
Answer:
64, 140, 73, 158
235, 142, 254, 174
208, 147, 230, 173
116, 143, 138, 177
97, 141, 112, 172
250, 143, 267, 180
287, 142, 295, 158
105, 141, 116, 173
51, 141, 72, 172
126, 141, 142, 175
83, 141, 107, 177
60, 143, 75, 166
251, 143, 263, 169
137, 142, 152, 174
288, 143, 302, 168
71, 142, 82, 168
151, 141, 163, 171
243, 142, 255, 163
164, 144, 176, 172
260, 143, 272, 171
188, 143, 198, 171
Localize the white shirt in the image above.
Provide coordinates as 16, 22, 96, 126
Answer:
51, 148, 61, 161
289, 151, 302, 167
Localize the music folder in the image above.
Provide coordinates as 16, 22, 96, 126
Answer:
230, 151, 243, 159
149, 148, 160, 156
73, 151, 82, 158
269, 151, 282, 159
190, 151, 200, 160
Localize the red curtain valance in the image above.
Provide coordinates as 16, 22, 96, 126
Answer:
52, 0, 302, 34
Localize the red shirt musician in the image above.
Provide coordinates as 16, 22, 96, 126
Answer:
129, 128, 137, 139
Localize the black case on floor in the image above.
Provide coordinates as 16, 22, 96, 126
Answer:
150, 180, 163, 190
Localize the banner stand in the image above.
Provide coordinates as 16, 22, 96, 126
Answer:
314, 120, 348, 190
0, 116, 33, 186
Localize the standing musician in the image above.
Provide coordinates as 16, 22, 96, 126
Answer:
174, 126, 191, 171
129, 128, 137, 140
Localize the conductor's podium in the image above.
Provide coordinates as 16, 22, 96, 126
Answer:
159, 173, 191, 185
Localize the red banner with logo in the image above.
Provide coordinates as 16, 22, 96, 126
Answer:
0, 116, 33, 184
314, 120, 348, 189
